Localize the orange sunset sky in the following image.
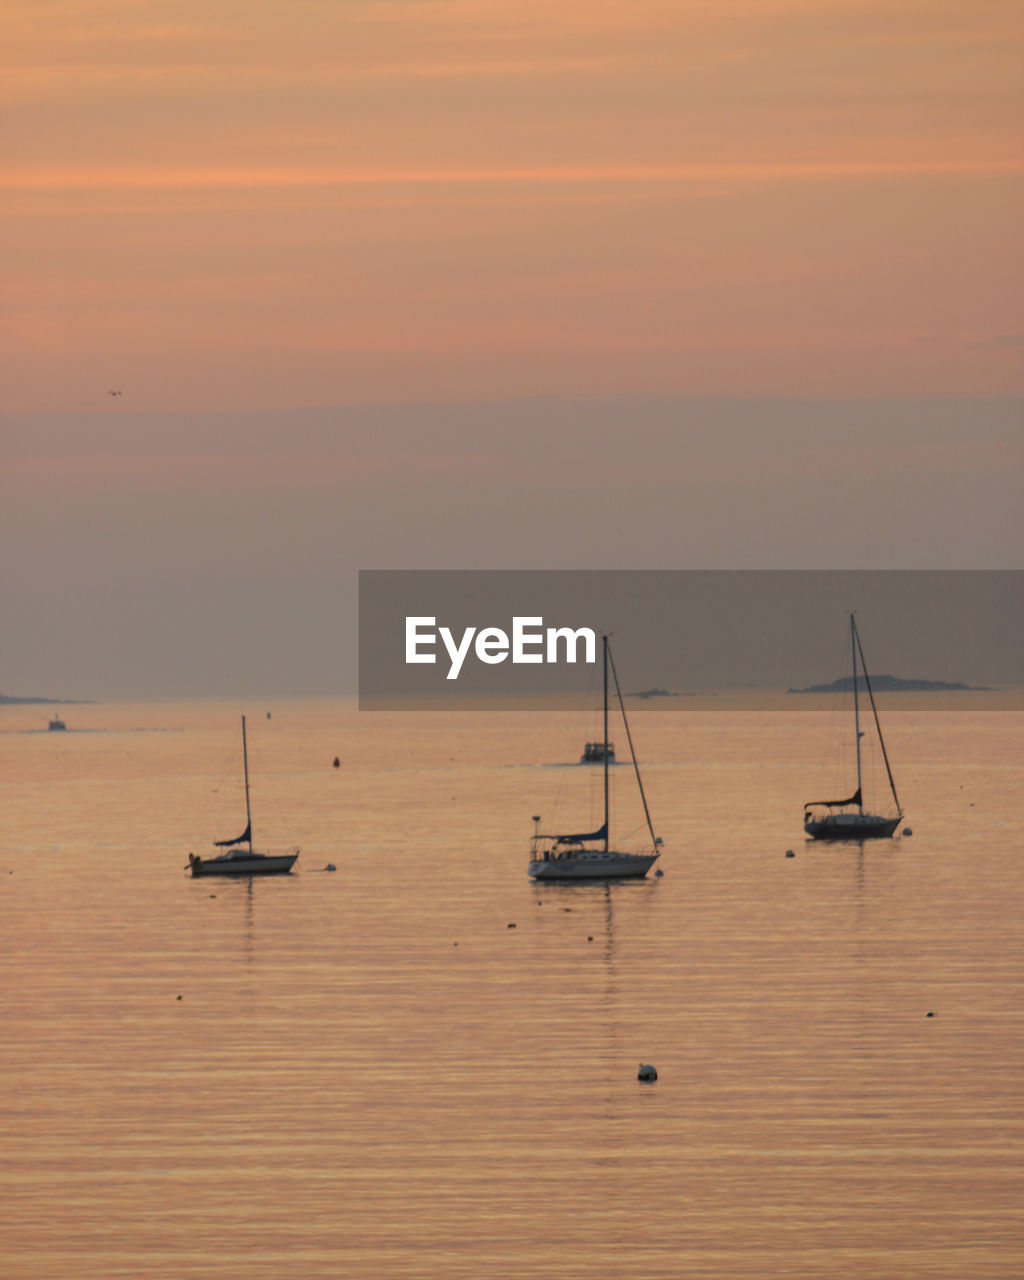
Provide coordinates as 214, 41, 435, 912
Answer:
1, 0, 1022, 694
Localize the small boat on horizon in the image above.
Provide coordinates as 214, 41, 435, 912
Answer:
530, 635, 662, 880
804, 614, 904, 841
186, 715, 299, 877
48, 715, 67, 731
580, 740, 615, 764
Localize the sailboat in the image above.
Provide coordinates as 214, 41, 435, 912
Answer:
186, 716, 299, 877
529, 635, 663, 879
804, 614, 904, 840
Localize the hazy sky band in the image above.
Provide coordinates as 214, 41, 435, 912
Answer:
5, 0, 1020, 411
5, 160, 1024, 190
1, 1, 1020, 695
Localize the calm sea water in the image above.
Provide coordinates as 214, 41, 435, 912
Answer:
1, 698, 1021, 1279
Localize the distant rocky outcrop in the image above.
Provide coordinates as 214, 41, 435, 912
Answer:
627, 688, 698, 699
0, 692, 86, 705
788, 675, 991, 694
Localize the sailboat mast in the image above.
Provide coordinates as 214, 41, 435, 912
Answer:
241, 714, 253, 852
602, 634, 609, 853
606, 640, 659, 851
851, 613, 863, 812
853, 617, 902, 817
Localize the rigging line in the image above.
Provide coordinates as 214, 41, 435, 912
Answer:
605, 641, 659, 849
852, 617, 902, 814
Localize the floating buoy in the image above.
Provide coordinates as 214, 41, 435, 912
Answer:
926, 1011, 935, 1018
638, 1063, 657, 1082
785, 850, 795, 858
654, 868, 664, 877
587, 935, 593, 942
324, 863, 336, 872
507, 922, 516, 929
332, 757, 340, 768
176, 995, 183, 1001
902, 827, 912, 836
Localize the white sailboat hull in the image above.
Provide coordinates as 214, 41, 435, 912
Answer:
529, 850, 658, 880
188, 850, 299, 877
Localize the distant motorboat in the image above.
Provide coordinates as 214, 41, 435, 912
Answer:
580, 740, 615, 764
530, 635, 662, 880
804, 615, 904, 841
186, 716, 299, 877
48, 715, 67, 731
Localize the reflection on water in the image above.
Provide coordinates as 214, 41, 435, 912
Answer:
1, 700, 1022, 1279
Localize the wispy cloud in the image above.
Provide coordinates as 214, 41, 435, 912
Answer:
4, 159, 1022, 191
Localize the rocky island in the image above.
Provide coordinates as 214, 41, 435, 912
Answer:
788, 675, 991, 694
